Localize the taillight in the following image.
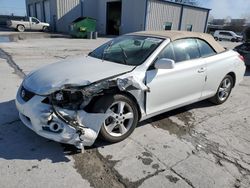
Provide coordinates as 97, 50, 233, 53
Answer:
239, 55, 245, 62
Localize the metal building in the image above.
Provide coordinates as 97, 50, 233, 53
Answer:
25, 0, 210, 34
26, 0, 82, 32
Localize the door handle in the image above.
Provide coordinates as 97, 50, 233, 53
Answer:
198, 67, 206, 73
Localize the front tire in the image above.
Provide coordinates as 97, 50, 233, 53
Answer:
92, 94, 139, 143
42, 26, 49, 32
209, 75, 233, 105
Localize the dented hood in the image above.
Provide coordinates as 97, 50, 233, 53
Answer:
23, 56, 134, 95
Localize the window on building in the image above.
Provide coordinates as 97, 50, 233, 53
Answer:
164, 22, 172, 30
186, 24, 193, 31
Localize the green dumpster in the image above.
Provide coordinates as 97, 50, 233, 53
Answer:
70, 17, 96, 38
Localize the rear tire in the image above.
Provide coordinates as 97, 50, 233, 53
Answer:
209, 75, 233, 105
92, 94, 139, 143
214, 37, 218, 41
17, 25, 25, 32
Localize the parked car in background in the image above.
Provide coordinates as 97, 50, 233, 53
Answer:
234, 43, 250, 67
16, 31, 246, 150
214, 30, 243, 42
7, 17, 50, 32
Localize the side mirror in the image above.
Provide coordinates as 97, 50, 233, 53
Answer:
154, 58, 175, 69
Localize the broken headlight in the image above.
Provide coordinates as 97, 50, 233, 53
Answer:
51, 80, 114, 110
51, 90, 84, 109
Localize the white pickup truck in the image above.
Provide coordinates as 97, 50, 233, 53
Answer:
7, 17, 50, 32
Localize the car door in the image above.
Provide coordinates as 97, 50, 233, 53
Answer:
146, 38, 207, 115
31, 17, 42, 30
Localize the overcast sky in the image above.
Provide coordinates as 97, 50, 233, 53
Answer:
0, 0, 249, 19
201, 0, 250, 19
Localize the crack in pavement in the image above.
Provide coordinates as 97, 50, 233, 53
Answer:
68, 144, 168, 188
65, 145, 166, 188
0, 48, 26, 78
186, 130, 250, 175
0, 119, 21, 126
170, 168, 195, 188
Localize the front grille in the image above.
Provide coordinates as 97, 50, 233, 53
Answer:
20, 86, 35, 102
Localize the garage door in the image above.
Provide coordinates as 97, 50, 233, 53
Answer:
35, 3, 42, 21
28, 4, 34, 17
44, 0, 51, 23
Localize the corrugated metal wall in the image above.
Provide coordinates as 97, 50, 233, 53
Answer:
146, 0, 182, 31
181, 7, 208, 32
121, 0, 146, 34
83, 0, 146, 35
56, 0, 81, 32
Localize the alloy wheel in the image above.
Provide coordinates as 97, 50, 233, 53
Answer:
104, 101, 134, 137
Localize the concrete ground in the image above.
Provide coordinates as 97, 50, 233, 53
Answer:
0, 32, 249, 188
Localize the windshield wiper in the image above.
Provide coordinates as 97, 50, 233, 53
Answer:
102, 41, 113, 61
119, 44, 128, 64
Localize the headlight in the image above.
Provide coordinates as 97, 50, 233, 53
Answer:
51, 90, 84, 109
50, 80, 114, 109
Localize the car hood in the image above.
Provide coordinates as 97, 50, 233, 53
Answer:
23, 56, 134, 95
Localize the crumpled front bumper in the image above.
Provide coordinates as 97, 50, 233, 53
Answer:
15, 86, 106, 148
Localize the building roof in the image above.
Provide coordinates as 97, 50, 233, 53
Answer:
157, 0, 211, 11
132, 30, 225, 53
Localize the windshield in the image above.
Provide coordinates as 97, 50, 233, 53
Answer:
89, 35, 163, 66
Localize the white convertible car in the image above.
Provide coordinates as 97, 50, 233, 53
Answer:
16, 31, 246, 149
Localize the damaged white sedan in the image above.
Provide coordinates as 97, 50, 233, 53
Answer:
16, 31, 246, 149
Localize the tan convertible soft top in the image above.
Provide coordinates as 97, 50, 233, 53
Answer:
132, 30, 225, 53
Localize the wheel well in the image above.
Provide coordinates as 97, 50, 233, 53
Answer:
227, 72, 236, 87
17, 24, 25, 29
85, 87, 142, 120
17, 24, 24, 27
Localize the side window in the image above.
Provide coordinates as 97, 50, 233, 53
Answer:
172, 39, 200, 63
197, 39, 216, 57
32, 18, 39, 24
158, 43, 175, 60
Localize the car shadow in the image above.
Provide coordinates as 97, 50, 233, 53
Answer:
137, 99, 213, 127
88, 100, 214, 150
0, 99, 70, 163
0, 97, 235, 156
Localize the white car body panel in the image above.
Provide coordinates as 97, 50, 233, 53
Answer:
146, 58, 206, 115
23, 56, 135, 95
15, 34, 246, 149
